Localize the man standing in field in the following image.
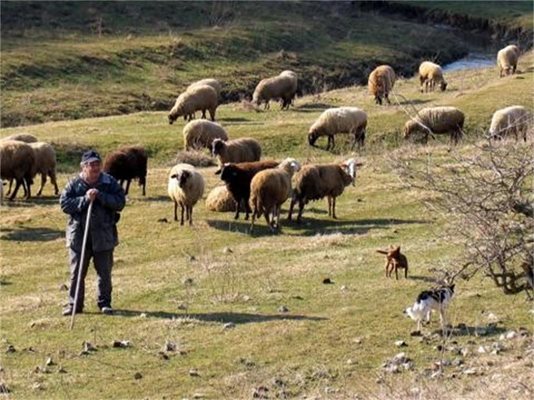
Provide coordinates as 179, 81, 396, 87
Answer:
60, 150, 125, 316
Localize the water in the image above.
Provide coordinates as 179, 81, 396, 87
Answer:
443, 53, 494, 72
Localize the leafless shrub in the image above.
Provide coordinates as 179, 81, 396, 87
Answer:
391, 138, 534, 299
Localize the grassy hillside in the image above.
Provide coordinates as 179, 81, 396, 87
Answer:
1, 51, 533, 399
4, 1, 532, 127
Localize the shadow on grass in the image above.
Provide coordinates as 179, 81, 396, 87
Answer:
294, 102, 334, 112
449, 324, 507, 338
409, 275, 437, 283
113, 309, 326, 324
1, 195, 59, 207
397, 99, 433, 106
218, 117, 250, 122
0, 226, 64, 241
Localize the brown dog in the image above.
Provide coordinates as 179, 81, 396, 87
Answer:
376, 245, 408, 280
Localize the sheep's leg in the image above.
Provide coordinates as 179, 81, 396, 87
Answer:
180, 204, 185, 226
405, 264, 408, 279
36, 173, 46, 196
234, 200, 240, 220
385, 93, 391, 105
395, 264, 399, 280
249, 207, 257, 233
208, 108, 215, 121
125, 179, 131, 196
188, 206, 193, 226
173, 201, 178, 221
50, 170, 59, 195
9, 178, 23, 201
385, 260, 390, 277
141, 177, 146, 196
6, 179, 13, 196
297, 199, 305, 223
288, 197, 296, 221
332, 197, 337, 219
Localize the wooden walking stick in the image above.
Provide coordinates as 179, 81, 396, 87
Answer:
70, 200, 94, 330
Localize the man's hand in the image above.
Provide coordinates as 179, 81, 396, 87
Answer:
86, 188, 99, 202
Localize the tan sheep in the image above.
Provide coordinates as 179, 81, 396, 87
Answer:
252, 71, 298, 110
183, 120, 228, 151
249, 158, 301, 233
308, 107, 367, 150
29, 142, 59, 196
403, 106, 465, 144
368, 65, 396, 105
212, 137, 261, 165
489, 105, 530, 141
167, 163, 205, 225
1, 133, 38, 143
0, 140, 36, 200
497, 45, 520, 77
187, 78, 222, 99
168, 85, 218, 124
418, 61, 447, 92
205, 185, 240, 212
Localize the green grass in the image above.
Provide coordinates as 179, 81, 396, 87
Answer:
1, 51, 533, 398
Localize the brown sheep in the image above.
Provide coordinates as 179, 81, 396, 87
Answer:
368, 65, 396, 105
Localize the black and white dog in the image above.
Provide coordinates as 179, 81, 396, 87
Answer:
405, 284, 455, 332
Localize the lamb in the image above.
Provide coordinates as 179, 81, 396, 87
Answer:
488, 105, 530, 141
205, 185, 240, 212
168, 85, 218, 124
403, 106, 465, 144
0, 140, 35, 200
368, 65, 396, 105
215, 160, 279, 220
288, 158, 362, 222
187, 78, 222, 99
183, 120, 228, 151
308, 107, 367, 151
28, 142, 59, 196
497, 45, 520, 77
167, 163, 205, 225
252, 71, 298, 110
1, 133, 38, 143
249, 158, 301, 233
418, 61, 447, 92
212, 137, 262, 165
103, 146, 148, 196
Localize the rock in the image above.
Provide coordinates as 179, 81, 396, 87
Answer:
177, 303, 188, 310
0, 382, 10, 393
134, 372, 143, 380
340, 285, 348, 291
392, 352, 409, 364
222, 247, 233, 254
278, 306, 289, 313
158, 351, 169, 360
353, 337, 363, 345
452, 358, 463, 367
182, 278, 194, 286
242, 295, 251, 302
486, 312, 500, 323
475, 327, 488, 336
322, 278, 333, 284
252, 385, 269, 398
192, 393, 205, 399
491, 342, 505, 354
410, 330, 422, 337
518, 327, 530, 337
32, 383, 45, 391
163, 341, 176, 352
461, 348, 469, 357
223, 322, 235, 330
477, 346, 487, 354
139, 313, 147, 318
5, 345, 15, 353
59, 283, 69, 291
463, 368, 477, 375
112, 340, 131, 348
402, 361, 414, 370
384, 364, 400, 373
157, 218, 168, 223
45, 356, 54, 366
505, 331, 518, 340
395, 340, 407, 347
434, 345, 443, 352
83, 341, 96, 352
189, 368, 199, 377
346, 359, 354, 365
430, 370, 442, 379
58, 366, 67, 373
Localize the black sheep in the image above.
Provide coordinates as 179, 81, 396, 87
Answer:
104, 146, 148, 196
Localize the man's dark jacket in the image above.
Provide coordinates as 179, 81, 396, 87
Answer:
60, 173, 126, 252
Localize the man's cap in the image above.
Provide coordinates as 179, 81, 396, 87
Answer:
81, 150, 102, 164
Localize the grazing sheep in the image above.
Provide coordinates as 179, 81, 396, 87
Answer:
187, 78, 222, 99
167, 163, 205, 225
212, 137, 261, 165
368, 65, 396, 105
216, 160, 279, 220
308, 107, 367, 151
418, 61, 447, 92
403, 106, 465, 144
104, 146, 148, 196
497, 45, 520, 77
0, 140, 35, 200
183, 120, 228, 151
249, 158, 301, 233
28, 142, 59, 196
252, 71, 298, 110
288, 158, 362, 222
205, 185, 240, 212
1, 133, 38, 143
489, 105, 530, 141
168, 85, 218, 124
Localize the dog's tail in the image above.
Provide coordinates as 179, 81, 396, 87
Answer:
376, 249, 389, 255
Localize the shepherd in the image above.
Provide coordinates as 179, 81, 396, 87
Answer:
59, 150, 125, 317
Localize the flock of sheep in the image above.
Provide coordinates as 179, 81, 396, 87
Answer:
0, 44, 530, 234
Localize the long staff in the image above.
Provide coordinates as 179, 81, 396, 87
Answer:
70, 200, 94, 330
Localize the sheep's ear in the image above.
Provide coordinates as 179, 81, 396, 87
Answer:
356, 162, 364, 167
214, 169, 221, 175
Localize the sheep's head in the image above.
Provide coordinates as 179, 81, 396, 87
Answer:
218, 163, 239, 182
177, 170, 191, 188
308, 130, 318, 146
342, 158, 364, 186
211, 139, 225, 156
403, 121, 417, 139
168, 113, 177, 125
279, 157, 301, 176
440, 81, 448, 91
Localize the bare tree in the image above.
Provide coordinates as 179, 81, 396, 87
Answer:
391, 138, 534, 299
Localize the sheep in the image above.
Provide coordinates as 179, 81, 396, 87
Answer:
1, 133, 38, 143
205, 185, 239, 212
252, 71, 298, 110
308, 107, 367, 151
249, 158, 301, 233
215, 160, 279, 220
183, 120, 228, 151
488, 105, 530, 141
187, 78, 222, 99
103, 146, 148, 196
212, 137, 261, 166
28, 142, 59, 196
418, 61, 447, 92
497, 45, 520, 77
288, 158, 363, 223
368, 65, 396, 105
403, 106, 465, 145
167, 163, 205, 225
168, 85, 218, 124
0, 140, 35, 200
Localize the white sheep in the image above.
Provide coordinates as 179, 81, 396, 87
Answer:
187, 78, 222, 99
249, 158, 301, 233
0, 140, 36, 200
308, 107, 367, 150
288, 158, 363, 222
418, 61, 447, 92
168, 85, 218, 124
212, 137, 261, 165
368, 65, 396, 104
167, 163, 205, 225
489, 105, 530, 141
29, 142, 59, 196
497, 45, 520, 77
1, 133, 38, 143
205, 185, 240, 212
403, 106, 465, 144
183, 120, 228, 151
252, 71, 298, 110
